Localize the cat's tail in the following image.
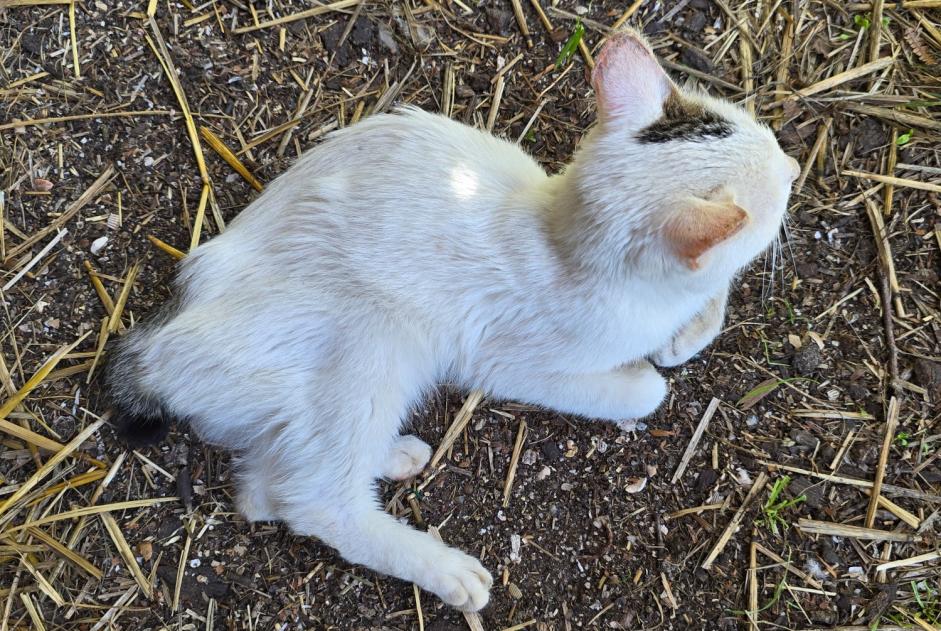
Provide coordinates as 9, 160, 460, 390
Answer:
104, 296, 181, 447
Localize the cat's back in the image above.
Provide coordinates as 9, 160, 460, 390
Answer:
185, 108, 554, 310
290, 107, 546, 194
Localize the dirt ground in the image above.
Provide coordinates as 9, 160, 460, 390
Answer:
1, 0, 940, 629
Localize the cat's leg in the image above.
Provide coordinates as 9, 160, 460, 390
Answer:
271, 428, 492, 609
380, 434, 432, 481
651, 289, 728, 367
265, 337, 492, 610
484, 360, 667, 422
292, 497, 492, 610
233, 454, 277, 522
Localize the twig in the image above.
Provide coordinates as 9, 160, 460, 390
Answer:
845, 103, 941, 131
200, 127, 263, 191
795, 119, 831, 193
762, 462, 941, 503
100, 513, 154, 599
413, 584, 424, 631
748, 537, 759, 631
509, 0, 532, 48
0, 418, 104, 519
190, 183, 211, 251
0, 111, 172, 132
2, 229, 68, 291
146, 17, 208, 184
503, 419, 528, 507
863, 191, 900, 294
487, 74, 506, 133
878, 271, 900, 393
868, 0, 885, 63
4, 166, 115, 263
672, 398, 720, 484
0, 334, 90, 427
429, 390, 484, 469
4, 498, 175, 536
232, 0, 360, 33
147, 235, 186, 260
847, 170, 941, 194
527, 0, 554, 32
883, 128, 899, 216
610, 0, 645, 31
173, 519, 193, 612
790, 57, 894, 99
754, 542, 825, 590
83, 260, 116, 314
19, 594, 45, 631
702, 471, 768, 569
89, 585, 137, 631
108, 262, 141, 333
876, 551, 941, 572
797, 519, 919, 542
863, 489, 921, 529
866, 396, 899, 528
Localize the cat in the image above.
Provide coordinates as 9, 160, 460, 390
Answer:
106, 28, 799, 611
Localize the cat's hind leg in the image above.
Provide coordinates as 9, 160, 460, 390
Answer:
295, 496, 492, 610
262, 333, 492, 610
270, 415, 492, 609
233, 452, 277, 522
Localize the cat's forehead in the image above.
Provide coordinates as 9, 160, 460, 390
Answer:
636, 90, 734, 144
635, 89, 773, 148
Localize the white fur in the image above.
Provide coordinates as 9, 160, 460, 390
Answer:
117, 34, 797, 611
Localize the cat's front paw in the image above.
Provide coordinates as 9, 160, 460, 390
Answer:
610, 362, 667, 419
381, 434, 432, 480
420, 548, 493, 611
652, 297, 725, 367
650, 337, 694, 368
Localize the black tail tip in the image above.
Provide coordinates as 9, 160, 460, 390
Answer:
112, 409, 171, 448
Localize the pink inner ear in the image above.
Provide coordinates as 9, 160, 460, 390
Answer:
667, 198, 748, 269
591, 29, 673, 124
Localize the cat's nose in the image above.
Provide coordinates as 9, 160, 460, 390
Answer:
786, 156, 800, 181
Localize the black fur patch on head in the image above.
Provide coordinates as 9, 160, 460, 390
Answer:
637, 92, 734, 144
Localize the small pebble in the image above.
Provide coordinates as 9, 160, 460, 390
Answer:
624, 477, 647, 493
509, 534, 521, 563
90, 235, 108, 255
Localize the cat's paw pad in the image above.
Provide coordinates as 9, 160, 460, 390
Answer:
382, 434, 432, 480
423, 549, 492, 611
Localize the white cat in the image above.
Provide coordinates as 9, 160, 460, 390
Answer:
106, 29, 798, 611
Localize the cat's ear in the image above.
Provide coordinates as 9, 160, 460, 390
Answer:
591, 28, 674, 125
666, 193, 748, 270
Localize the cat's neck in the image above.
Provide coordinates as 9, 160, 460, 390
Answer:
541, 166, 644, 283
540, 159, 724, 300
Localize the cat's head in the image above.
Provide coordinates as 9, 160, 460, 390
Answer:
576, 28, 798, 282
